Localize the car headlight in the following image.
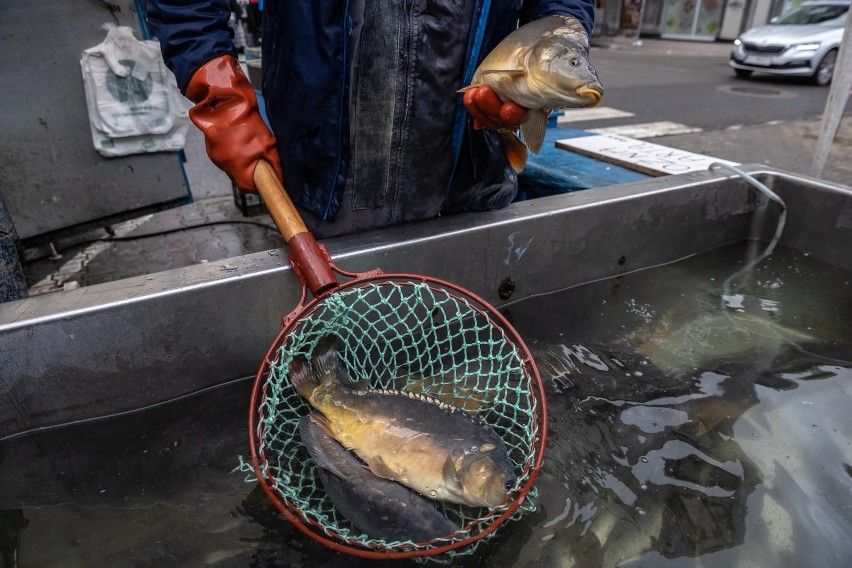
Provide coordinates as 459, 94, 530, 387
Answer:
793, 43, 821, 51
733, 38, 742, 46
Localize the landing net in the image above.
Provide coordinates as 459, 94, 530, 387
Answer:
250, 277, 545, 560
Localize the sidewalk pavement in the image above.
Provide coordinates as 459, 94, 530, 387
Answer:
18, 36, 852, 296
592, 34, 735, 58
592, 37, 852, 183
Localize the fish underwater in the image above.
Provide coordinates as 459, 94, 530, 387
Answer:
460, 14, 604, 171
299, 413, 458, 543
622, 301, 819, 375
290, 335, 517, 508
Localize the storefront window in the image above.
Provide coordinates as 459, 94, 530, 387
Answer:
662, 0, 724, 39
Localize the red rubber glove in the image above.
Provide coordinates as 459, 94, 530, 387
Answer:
185, 55, 283, 194
462, 86, 528, 131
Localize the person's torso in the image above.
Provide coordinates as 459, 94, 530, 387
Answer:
261, 0, 522, 237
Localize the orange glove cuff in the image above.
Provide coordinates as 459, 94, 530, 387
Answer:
186, 55, 283, 193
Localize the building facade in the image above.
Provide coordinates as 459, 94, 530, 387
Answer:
597, 0, 803, 41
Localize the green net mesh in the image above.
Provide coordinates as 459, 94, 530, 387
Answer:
253, 278, 542, 559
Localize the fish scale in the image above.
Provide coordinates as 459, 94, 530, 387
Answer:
299, 413, 458, 543
290, 335, 517, 508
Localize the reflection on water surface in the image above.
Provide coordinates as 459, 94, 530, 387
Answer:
1, 242, 850, 567
500, 242, 852, 568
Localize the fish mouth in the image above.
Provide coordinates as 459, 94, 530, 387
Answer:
576, 85, 603, 106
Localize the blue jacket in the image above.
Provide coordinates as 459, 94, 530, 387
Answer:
148, 1, 595, 236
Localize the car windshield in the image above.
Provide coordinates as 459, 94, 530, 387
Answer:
773, 3, 849, 25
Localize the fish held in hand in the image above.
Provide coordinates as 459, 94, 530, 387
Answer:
460, 14, 604, 171
290, 336, 517, 508
299, 413, 458, 543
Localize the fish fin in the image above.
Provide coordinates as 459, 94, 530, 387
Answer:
441, 453, 465, 488
458, 70, 525, 92
310, 335, 342, 388
348, 378, 370, 390
498, 130, 528, 172
477, 69, 526, 76
393, 371, 423, 392
309, 412, 335, 438
366, 455, 398, 481
520, 108, 550, 155
299, 414, 348, 479
372, 388, 466, 415
694, 418, 711, 438
289, 355, 318, 400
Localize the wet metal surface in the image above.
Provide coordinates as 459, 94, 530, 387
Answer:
0, 0, 190, 241
1, 166, 851, 440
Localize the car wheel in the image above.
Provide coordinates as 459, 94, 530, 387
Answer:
813, 49, 837, 86
734, 68, 753, 79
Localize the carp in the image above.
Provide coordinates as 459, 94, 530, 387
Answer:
290, 336, 517, 508
300, 413, 458, 543
461, 14, 604, 171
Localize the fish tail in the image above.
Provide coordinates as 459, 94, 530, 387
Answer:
312, 335, 342, 385
289, 355, 318, 400
290, 335, 342, 400
498, 129, 528, 172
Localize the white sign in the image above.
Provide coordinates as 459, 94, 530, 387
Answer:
556, 106, 635, 124
556, 133, 738, 176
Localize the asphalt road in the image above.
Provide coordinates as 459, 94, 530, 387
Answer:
568, 38, 852, 185
585, 40, 845, 130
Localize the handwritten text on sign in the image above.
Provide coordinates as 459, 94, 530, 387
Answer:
556, 133, 738, 176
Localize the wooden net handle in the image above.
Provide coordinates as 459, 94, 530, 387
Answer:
252, 159, 337, 295
253, 159, 307, 242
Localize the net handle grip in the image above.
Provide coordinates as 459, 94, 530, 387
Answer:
254, 160, 337, 295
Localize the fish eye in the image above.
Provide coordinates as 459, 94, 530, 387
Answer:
505, 480, 515, 491
570, 57, 580, 67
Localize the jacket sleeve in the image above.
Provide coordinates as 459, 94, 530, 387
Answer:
520, 0, 596, 37
146, 0, 237, 93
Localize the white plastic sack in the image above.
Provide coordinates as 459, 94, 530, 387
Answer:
81, 25, 191, 157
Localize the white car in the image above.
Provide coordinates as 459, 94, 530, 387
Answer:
729, 0, 849, 85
